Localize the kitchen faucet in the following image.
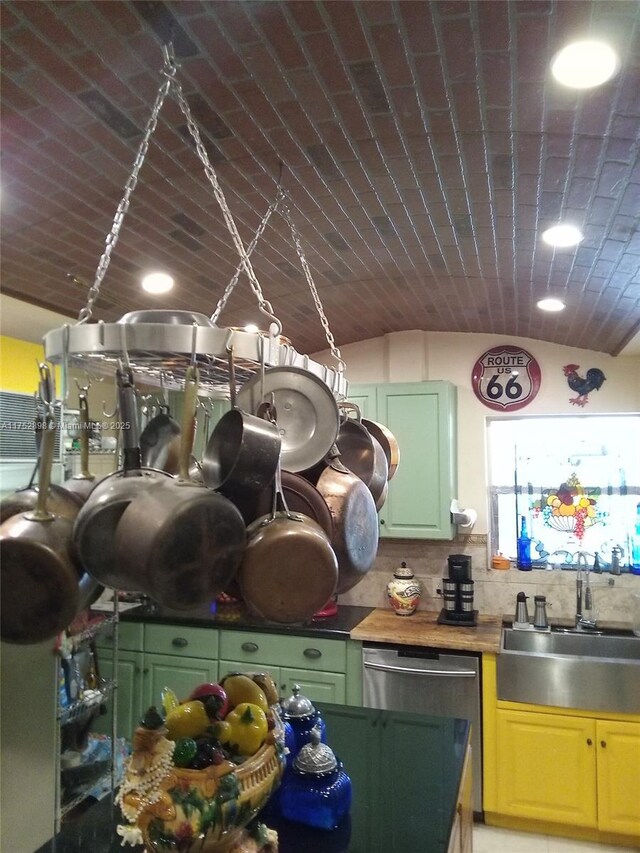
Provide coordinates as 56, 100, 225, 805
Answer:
576, 552, 596, 630
575, 552, 615, 630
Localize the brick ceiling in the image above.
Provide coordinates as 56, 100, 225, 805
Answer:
1, 0, 639, 357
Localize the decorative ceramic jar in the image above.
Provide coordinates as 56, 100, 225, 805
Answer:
278, 727, 352, 830
280, 684, 327, 758
387, 561, 421, 615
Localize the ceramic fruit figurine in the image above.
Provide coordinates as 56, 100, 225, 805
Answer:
387, 561, 421, 615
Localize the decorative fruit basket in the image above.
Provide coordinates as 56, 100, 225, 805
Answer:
535, 473, 607, 543
116, 674, 286, 852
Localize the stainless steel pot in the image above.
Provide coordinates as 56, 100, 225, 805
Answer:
236, 366, 339, 473
72, 366, 172, 590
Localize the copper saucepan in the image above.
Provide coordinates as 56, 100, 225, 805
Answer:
0, 414, 80, 644
237, 464, 338, 623
335, 403, 388, 506
361, 418, 400, 481
309, 446, 379, 595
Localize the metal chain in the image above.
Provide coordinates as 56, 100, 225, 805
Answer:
76, 47, 176, 324
210, 186, 285, 325
281, 201, 344, 369
169, 73, 272, 316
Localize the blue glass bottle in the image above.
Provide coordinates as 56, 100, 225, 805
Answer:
517, 515, 532, 570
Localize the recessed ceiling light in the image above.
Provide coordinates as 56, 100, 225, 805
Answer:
541, 224, 584, 248
537, 298, 566, 313
551, 40, 619, 89
141, 272, 174, 294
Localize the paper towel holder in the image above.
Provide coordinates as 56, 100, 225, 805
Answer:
450, 499, 477, 528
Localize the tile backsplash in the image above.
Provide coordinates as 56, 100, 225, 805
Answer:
338, 535, 639, 627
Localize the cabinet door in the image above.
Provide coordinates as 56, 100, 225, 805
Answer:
93, 649, 144, 741
280, 668, 346, 704
375, 382, 456, 539
346, 385, 377, 420
319, 705, 380, 853
143, 653, 218, 708
496, 709, 597, 827
379, 712, 459, 851
596, 719, 640, 836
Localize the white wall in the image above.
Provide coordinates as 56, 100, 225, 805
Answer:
315, 330, 640, 534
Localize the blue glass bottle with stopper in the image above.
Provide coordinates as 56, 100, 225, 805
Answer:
517, 515, 532, 570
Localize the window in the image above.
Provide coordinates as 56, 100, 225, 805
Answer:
487, 414, 640, 570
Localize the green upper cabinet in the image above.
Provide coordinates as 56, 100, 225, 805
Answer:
348, 381, 457, 540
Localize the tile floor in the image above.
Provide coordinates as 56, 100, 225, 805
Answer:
473, 823, 640, 853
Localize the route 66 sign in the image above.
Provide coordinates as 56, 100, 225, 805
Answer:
471, 345, 541, 412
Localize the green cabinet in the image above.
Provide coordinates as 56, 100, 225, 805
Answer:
349, 381, 457, 539
96, 622, 363, 743
95, 623, 218, 739
219, 629, 362, 706
319, 704, 462, 851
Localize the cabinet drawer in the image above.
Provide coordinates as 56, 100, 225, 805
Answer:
219, 630, 346, 672
144, 624, 219, 659
94, 621, 143, 651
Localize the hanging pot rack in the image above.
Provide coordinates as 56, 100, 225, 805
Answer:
43, 43, 347, 401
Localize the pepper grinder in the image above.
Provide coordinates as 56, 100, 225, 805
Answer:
532, 595, 550, 631
513, 591, 530, 629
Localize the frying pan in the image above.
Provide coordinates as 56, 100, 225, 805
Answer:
234, 469, 334, 541
236, 365, 339, 473
0, 415, 80, 644
335, 403, 388, 505
140, 404, 181, 475
237, 465, 338, 624
311, 447, 379, 595
362, 418, 400, 481
62, 392, 101, 502
72, 366, 172, 590
114, 366, 247, 610
201, 347, 281, 497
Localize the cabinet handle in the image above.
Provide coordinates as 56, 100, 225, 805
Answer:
586, 738, 593, 746
143, 668, 149, 675
241, 641, 259, 653
303, 648, 322, 660
380, 518, 385, 525
600, 740, 607, 748
172, 637, 189, 648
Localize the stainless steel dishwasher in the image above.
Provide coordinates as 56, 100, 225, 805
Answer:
363, 643, 483, 812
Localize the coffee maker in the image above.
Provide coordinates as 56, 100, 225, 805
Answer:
437, 554, 478, 626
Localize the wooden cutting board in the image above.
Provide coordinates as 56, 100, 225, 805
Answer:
350, 608, 502, 653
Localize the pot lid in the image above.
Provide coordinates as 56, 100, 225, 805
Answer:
393, 561, 414, 579
281, 683, 316, 718
293, 726, 337, 775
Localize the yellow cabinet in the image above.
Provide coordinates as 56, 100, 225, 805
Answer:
496, 708, 598, 827
596, 719, 640, 836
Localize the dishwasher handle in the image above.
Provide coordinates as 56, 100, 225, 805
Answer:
363, 660, 477, 678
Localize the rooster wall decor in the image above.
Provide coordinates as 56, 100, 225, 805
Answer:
562, 365, 606, 407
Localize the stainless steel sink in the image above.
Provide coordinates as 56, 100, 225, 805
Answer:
497, 627, 640, 714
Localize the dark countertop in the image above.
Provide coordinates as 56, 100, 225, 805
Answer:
119, 601, 374, 640
37, 703, 470, 853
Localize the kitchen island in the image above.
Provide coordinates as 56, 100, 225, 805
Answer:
36, 703, 471, 853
